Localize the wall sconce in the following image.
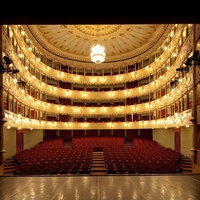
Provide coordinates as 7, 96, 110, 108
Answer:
170, 78, 179, 87
176, 66, 189, 72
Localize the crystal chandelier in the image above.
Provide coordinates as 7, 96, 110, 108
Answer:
90, 44, 106, 64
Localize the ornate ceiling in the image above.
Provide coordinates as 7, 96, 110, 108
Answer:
23, 24, 173, 69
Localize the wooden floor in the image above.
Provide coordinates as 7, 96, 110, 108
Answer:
2, 143, 199, 199
1, 174, 200, 199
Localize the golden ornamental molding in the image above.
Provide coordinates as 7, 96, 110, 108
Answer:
4, 27, 192, 102
4, 109, 193, 130
22, 24, 172, 69
3, 71, 193, 116
8, 24, 186, 86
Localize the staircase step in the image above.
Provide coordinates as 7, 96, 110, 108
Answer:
92, 159, 104, 161
181, 160, 191, 163
93, 155, 104, 157
182, 166, 192, 170
90, 171, 107, 175
3, 157, 16, 176
3, 173, 14, 176
181, 163, 192, 166
93, 153, 104, 155
92, 160, 105, 164
92, 163, 105, 167
4, 166, 15, 170
93, 151, 103, 153
4, 170, 14, 174
90, 151, 107, 175
4, 164, 15, 167
4, 160, 15, 164
91, 166, 106, 171
180, 155, 193, 174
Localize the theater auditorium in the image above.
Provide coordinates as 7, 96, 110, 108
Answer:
0, 18, 200, 199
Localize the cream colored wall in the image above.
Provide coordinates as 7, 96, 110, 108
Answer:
180, 126, 193, 159
153, 126, 193, 158
3, 127, 16, 159
3, 128, 43, 160
153, 128, 174, 149
23, 129, 43, 150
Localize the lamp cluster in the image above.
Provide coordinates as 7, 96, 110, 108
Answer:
0, 55, 26, 90
173, 50, 200, 87
176, 50, 200, 72
170, 78, 179, 87
90, 44, 106, 64
184, 50, 200, 67
0, 56, 19, 74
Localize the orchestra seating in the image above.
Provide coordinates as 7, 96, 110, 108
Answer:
13, 136, 183, 175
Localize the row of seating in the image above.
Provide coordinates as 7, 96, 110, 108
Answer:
14, 162, 91, 175
104, 137, 183, 174
106, 163, 182, 174
72, 136, 124, 147
13, 136, 183, 175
